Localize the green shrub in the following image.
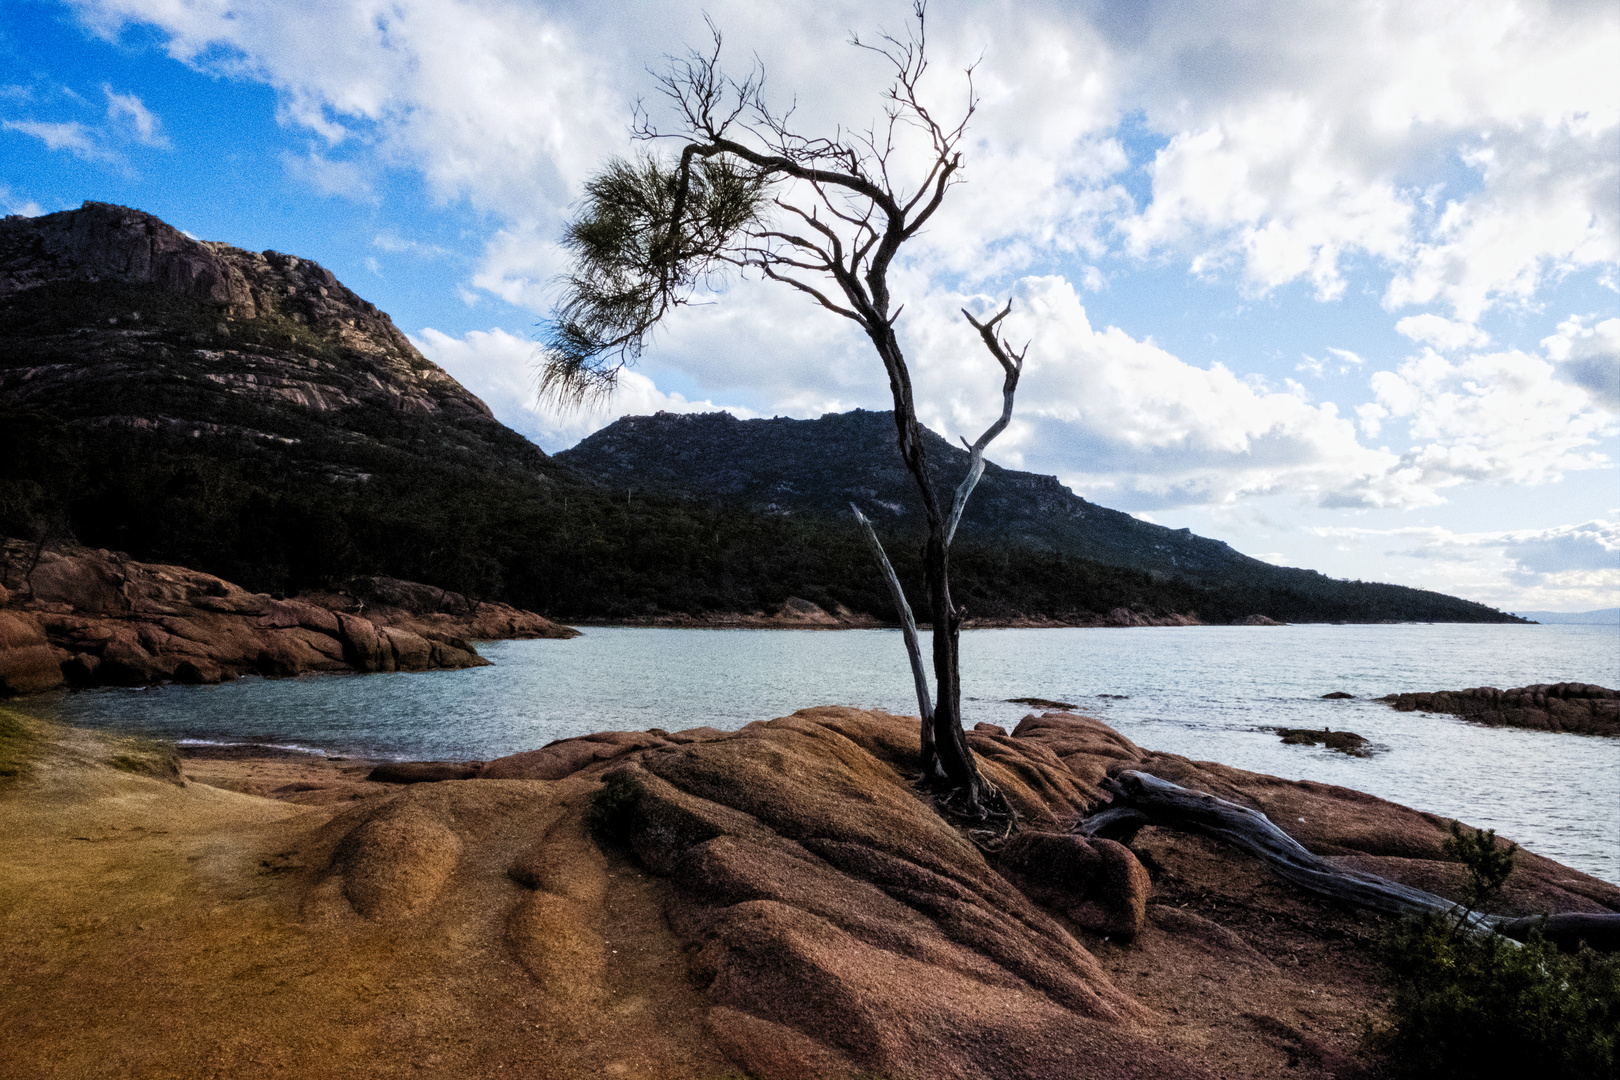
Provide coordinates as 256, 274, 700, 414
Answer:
586, 773, 640, 846
1371, 916, 1620, 1079
1369, 820, 1620, 1079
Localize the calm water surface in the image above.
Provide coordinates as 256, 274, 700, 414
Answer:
17, 623, 1620, 884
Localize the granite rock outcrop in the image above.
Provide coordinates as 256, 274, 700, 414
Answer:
0, 539, 575, 694
1383, 683, 1618, 737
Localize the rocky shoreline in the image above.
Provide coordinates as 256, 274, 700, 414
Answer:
1383, 683, 1619, 737
577, 597, 1212, 630
2, 704, 1615, 1079
0, 540, 576, 695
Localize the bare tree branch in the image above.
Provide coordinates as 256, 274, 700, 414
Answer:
945, 301, 1026, 546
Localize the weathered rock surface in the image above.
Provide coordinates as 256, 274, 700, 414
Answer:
8, 706, 1620, 1079
468, 706, 1620, 1078
0, 201, 495, 422
1382, 683, 1619, 737
0, 539, 576, 694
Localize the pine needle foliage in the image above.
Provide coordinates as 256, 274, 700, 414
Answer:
541, 154, 767, 402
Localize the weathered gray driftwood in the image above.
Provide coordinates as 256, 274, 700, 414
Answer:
1078, 770, 1620, 947
850, 504, 936, 753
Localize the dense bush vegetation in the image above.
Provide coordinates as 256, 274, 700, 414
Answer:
0, 402, 1527, 624
1373, 917, 1620, 1078
1369, 825, 1620, 1079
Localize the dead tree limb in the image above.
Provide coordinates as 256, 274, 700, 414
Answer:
850, 502, 944, 780
1080, 771, 1498, 930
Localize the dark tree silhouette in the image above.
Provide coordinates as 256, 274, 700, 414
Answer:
541, 3, 1026, 819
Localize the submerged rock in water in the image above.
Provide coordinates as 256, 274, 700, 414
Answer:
1275, 727, 1370, 755
1382, 683, 1619, 737
1321, 691, 1354, 699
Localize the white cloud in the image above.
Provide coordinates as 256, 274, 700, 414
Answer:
2, 118, 111, 160
279, 150, 374, 200
1312, 520, 1620, 611
1541, 314, 1620, 412
1367, 345, 1615, 488
0, 185, 44, 217
410, 326, 752, 450
1395, 313, 1489, 352
1114, 0, 1619, 316
1384, 126, 1619, 321
69, 0, 1619, 324
902, 275, 1425, 509
102, 85, 169, 147
1297, 346, 1365, 378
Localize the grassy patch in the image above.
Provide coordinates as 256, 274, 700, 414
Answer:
105, 735, 183, 784
0, 707, 38, 780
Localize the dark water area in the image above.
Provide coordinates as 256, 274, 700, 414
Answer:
16, 623, 1619, 884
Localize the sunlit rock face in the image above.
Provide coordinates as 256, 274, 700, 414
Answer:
0, 201, 544, 457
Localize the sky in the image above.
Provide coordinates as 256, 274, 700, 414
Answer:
3, 0, 1617, 613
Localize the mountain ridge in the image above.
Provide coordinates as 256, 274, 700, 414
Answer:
558, 408, 1277, 586
0, 203, 1520, 626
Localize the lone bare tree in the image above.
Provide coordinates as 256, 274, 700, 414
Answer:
542, 3, 1026, 819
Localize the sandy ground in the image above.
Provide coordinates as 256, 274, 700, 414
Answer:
0, 715, 1395, 1080
0, 721, 731, 1080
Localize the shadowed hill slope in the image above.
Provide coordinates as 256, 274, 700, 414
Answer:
558, 409, 1255, 582
0, 204, 1517, 625
559, 410, 1520, 624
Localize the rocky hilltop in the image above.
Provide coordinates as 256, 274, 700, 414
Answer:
0, 201, 499, 429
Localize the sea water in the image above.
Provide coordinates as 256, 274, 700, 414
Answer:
15, 623, 1620, 884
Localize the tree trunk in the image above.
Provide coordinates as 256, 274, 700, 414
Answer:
866, 318, 1000, 815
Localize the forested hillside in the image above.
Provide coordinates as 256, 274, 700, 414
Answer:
0, 203, 1521, 626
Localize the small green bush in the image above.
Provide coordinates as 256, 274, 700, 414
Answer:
1371, 917, 1620, 1079
586, 774, 640, 846
1369, 820, 1620, 1079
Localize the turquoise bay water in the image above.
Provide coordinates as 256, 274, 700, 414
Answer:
16, 623, 1620, 884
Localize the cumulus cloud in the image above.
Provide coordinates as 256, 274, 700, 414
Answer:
410, 326, 753, 449
1313, 520, 1620, 611
1541, 314, 1620, 412
1114, 0, 1619, 316
69, 0, 1618, 319
1365, 345, 1615, 488
1395, 313, 1489, 352
898, 275, 1427, 509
